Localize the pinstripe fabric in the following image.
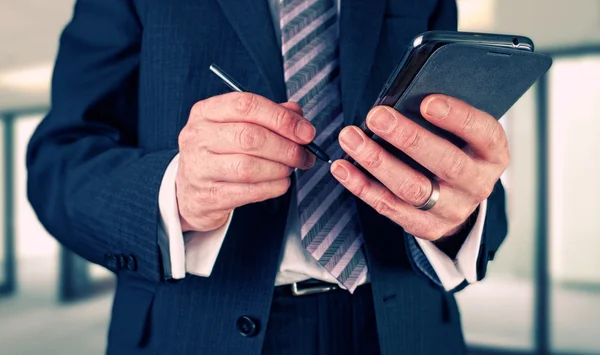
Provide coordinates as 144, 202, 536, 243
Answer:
262, 284, 380, 354
405, 233, 443, 288
280, 0, 366, 293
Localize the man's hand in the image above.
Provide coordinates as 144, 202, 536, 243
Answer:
177, 93, 316, 232
331, 94, 510, 241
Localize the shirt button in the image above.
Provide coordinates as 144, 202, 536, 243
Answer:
236, 316, 259, 337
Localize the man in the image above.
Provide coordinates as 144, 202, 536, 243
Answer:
26, 0, 508, 354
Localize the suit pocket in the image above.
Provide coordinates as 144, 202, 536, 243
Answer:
107, 275, 157, 351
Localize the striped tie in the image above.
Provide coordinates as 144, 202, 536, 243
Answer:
280, 0, 367, 293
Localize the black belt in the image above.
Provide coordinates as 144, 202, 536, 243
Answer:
275, 279, 339, 297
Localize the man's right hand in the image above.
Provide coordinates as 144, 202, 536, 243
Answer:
176, 93, 317, 232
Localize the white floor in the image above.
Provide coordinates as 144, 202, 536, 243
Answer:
0, 257, 111, 355
457, 276, 600, 354
1, 258, 599, 355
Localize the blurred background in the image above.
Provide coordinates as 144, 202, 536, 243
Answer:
0, 0, 599, 354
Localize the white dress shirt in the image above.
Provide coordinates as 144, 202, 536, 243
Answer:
157, 0, 488, 292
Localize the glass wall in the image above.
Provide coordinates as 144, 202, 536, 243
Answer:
14, 115, 60, 296
456, 88, 538, 352
548, 55, 600, 354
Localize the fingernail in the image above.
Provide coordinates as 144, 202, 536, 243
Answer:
331, 163, 349, 181
425, 97, 450, 119
305, 153, 317, 169
339, 127, 364, 151
296, 120, 316, 142
367, 106, 397, 133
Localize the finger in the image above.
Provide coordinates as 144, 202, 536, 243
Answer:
329, 160, 448, 241
202, 154, 293, 183
365, 107, 482, 190
191, 92, 316, 144
337, 126, 478, 222
280, 101, 304, 116
420, 95, 509, 165
198, 178, 292, 211
338, 125, 433, 207
205, 122, 314, 169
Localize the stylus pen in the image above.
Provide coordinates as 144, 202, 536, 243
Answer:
209, 64, 332, 164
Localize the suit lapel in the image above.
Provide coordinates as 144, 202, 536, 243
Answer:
339, 0, 386, 124
216, 0, 287, 103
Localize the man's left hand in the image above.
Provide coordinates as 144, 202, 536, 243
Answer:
331, 94, 510, 241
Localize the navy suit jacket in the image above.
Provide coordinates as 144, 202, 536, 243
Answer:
26, 0, 508, 354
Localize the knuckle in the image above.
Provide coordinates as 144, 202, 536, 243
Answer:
208, 184, 220, 202
285, 143, 302, 164
235, 92, 257, 116
441, 149, 467, 181
362, 148, 384, 169
460, 106, 478, 134
234, 158, 256, 182
190, 100, 206, 120
397, 127, 424, 150
235, 124, 264, 151
277, 177, 292, 194
448, 207, 471, 225
264, 178, 291, 199
275, 164, 293, 179
246, 188, 262, 203
178, 126, 192, 150
398, 176, 429, 203
476, 182, 494, 202
197, 184, 219, 204
373, 192, 395, 216
352, 179, 370, 199
274, 106, 295, 134
486, 122, 505, 151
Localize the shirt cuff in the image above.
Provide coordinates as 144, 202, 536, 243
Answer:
157, 153, 233, 279
184, 211, 233, 277
414, 199, 488, 291
158, 154, 186, 279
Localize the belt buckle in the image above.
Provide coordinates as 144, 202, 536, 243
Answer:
290, 281, 338, 296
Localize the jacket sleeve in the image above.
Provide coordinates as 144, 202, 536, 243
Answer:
26, 0, 176, 282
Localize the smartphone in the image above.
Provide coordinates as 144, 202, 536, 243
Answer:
373, 31, 533, 109
346, 30, 551, 176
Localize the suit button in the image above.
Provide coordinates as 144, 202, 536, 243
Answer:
126, 254, 137, 271
116, 254, 127, 269
236, 316, 259, 337
104, 254, 118, 270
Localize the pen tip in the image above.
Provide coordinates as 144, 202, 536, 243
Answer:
327, 160, 332, 164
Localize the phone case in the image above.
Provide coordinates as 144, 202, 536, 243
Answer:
371, 42, 552, 177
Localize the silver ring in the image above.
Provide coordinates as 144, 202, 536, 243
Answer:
413, 178, 440, 211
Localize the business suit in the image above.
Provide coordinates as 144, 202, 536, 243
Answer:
26, 0, 508, 354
